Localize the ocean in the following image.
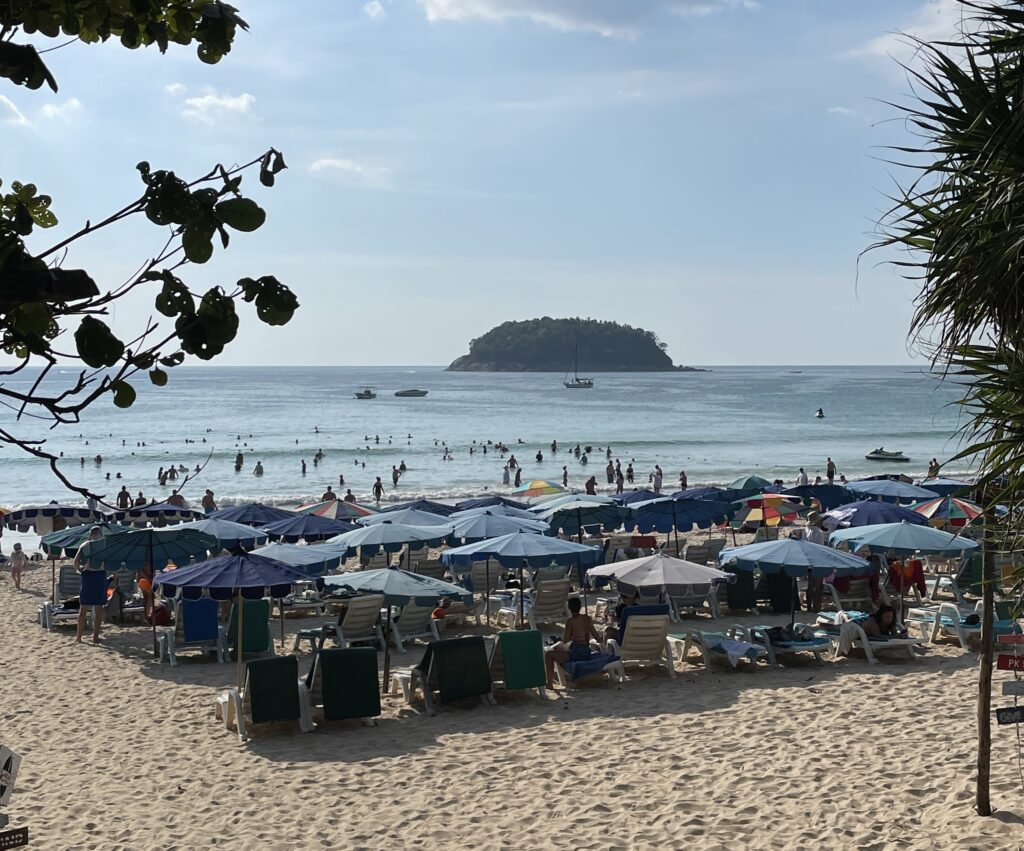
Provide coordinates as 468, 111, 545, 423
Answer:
0, 364, 971, 511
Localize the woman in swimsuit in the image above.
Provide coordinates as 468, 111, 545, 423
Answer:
545, 597, 602, 688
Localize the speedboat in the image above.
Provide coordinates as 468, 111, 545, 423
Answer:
864, 448, 911, 462
394, 389, 428, 397
354, 386, 377, 400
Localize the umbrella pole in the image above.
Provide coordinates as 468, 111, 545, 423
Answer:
150, 534, 159, 658
382, 604, 392, 695
518, 563, 525, 628
51, 555, 56, 603
673, 501, 681, 557
236, 586, 244, 690
791, 576, 798, 629
485, 558, 491, 626
280, 600, 285, 649
580, 560, 587, 615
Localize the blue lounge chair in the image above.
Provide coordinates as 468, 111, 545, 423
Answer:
158, 598, 224, 666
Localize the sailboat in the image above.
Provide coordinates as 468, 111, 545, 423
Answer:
563, 344, 594, 389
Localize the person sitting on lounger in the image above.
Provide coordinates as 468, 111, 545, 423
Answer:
604, 591, 640, 640
545, 597, 602, 688
137, 562, 155, 620
862, 605, 903, 638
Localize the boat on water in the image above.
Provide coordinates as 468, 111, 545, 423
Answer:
864, 448, 911, 462
354, 386, 377, 400
564, 343, 593, 389
394, 389, 428, 397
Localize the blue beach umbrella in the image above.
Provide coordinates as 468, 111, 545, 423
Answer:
79, 526, 218, 570
628, 496, 734, 553
529, 493, 614, 511
537, 498, 625, 538
322, 522, 453, 559
824, 500, 928, 529
450, 504, 541, 521
114, 502, 204, 526
379, 499, 455, 517
4, 502, 107, 533
918, 477, 973, 497
177, 517, 270, 550
360, 507, 453, 527
668, 486, 724, 501
615, 489, 661, 505
209, 502, 296, 527
783, 484, 855, 512
40, 521, 132, 558
448, 510, 549, 542
845, 479, 938, 504
262, 513, 356, 543
829, 521, 980, 557
251, 542, 342, 576
453, 495, 529, 512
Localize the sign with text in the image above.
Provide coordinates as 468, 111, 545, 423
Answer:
0, 826, 28, 849
997, 634, 1024, 645
995, 706, 1024, 725
0, 749, 20, 808
1002, 680, 1024, 697
996, 654, 1024, 671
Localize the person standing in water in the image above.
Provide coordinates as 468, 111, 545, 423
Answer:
372, 477, 385, 505
514, 466, 522, 488
826, 457, 836, 484
562, 466, 569, 487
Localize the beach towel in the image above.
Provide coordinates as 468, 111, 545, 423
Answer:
701, 634, 762, 667
78, 569, 108, 606
562, 642, 620, 681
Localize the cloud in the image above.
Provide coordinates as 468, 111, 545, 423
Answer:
309, 157, 392, 189
0, 95, 28, 126
180, 90, 255, 124
363, 0, 386, 18
415, 0, 752, 38
165, 82, 187, 96
826, 105, 869, 122
38, 98, 83, 121
849, 0, 967, 67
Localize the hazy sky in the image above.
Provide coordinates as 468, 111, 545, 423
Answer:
3, 0, 963, 366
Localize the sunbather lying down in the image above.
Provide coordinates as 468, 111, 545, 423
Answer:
545, 597, 602, 688
862, 605, 905, 639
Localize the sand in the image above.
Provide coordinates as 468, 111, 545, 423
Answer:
2, 559, 1023, 851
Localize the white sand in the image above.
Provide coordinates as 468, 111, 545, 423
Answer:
3, 560, 1023, 850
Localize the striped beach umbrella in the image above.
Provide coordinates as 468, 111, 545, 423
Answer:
731, 493, 806, 528
298, 498, 377, 520
911, 496, 984, 528
513, 479, 566, 498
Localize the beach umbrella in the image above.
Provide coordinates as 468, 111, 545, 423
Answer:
209, 502, 296, 527
40, 521, 132, 602
453, 495, 529, 511
911, 496, 984, 528
322, 522, 453, 559
450, 504, 540, 521
668, 486, 724, 501
359, 507, 452, 527
262, 513, 356, 543
719, 537, 871, 626
114, 502, 204, 527
731, 494, 805, 528
323, 568, 472, 693
918, 477, 973, 497
823, 500, 928, 530
154, 552, 312, 686
298, 498, 377, 520
783, 484, 855, 511
845, 479, 938, 504
588, 552, 732, 597
448, 510, 549, 542
79, 527, 218, 571
528, 493, 614, 511
727, 475, 773, 497
615, 489, 661, 505
829, 521, 981, 558
513, 479, 566, 498
538, 498, 625, 539
379, 499, 455, 517
442, 532, 603, 624
3, 502, 107, 533
628, 496, 734, 554
250, 543, 342, 576
177, 517, 269, 550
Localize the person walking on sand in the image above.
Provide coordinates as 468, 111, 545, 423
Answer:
372, 477, 385, 505
826, 457, 836, 485
9, 542, 27, 590
74, 527, 106, 644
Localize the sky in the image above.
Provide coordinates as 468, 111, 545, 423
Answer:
2, 0, 968, 366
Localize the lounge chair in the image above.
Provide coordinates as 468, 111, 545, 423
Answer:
753, 527, 780, 543
676, 626, 768, 669
905, 601, 1021, 650
215, 655, 311, 742
292, 593, 385, 652
225, 598, 275, 660
412, 560, 447, 581
704, 538, 728, 561
488, 630, 548, 699
298, 647, 381, 729
498, 578, 572, 630
390, 601, 441, 652
666, 581, 721, 621
41, 567, 104, 630
157, 597, 225, 666
825, 611, 925, 664
684, 544, 712, 565
747, 623, 829, 666
532, 565, 570, 587
824, 577, 875, 613
391, 636, 495, 715
605, 604, 675, 678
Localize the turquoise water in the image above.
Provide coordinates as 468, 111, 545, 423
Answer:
0, 365, 970, 508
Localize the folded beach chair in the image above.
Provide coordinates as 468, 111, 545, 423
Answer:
298, 647, 381, 729
678, 626, 768, 669
391, 636, 495, 715
488, 630, 548, 699
215, 655, 311, 742
157, 597, 224, 666
747, 623, 829, 666
390, 601, 441, 652
605, 604, 675, 678
225, 598, 275, 660
666, 581, 720, 621
827, 611, 925, 664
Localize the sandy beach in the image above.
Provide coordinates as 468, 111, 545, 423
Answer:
3, 549, 1022, 851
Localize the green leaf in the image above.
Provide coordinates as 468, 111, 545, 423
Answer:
111, 379, 136, 408
160, 351, 185, 367
215, 197, 265, 232
75, 317, 125, 369
182, 227, 214, 263
149, 367, 168, 386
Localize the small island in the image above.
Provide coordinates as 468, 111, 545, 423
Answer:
447, 317, 706, 372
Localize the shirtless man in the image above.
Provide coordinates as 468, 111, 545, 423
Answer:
544, 597, 602, 688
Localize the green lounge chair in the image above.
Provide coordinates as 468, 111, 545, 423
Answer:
391, 636, 495, 715
489, 630, 548, 699
216, 655, 311, 742
225, 598, 274, 660
299, 648, 381, 729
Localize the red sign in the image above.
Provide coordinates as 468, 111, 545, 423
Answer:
997, 634, 1024, 645
997, 654, 1024, 671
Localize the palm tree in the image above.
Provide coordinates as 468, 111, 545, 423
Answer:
872, 0, 1024, 815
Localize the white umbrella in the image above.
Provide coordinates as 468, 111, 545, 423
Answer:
589, 552, 731, 588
